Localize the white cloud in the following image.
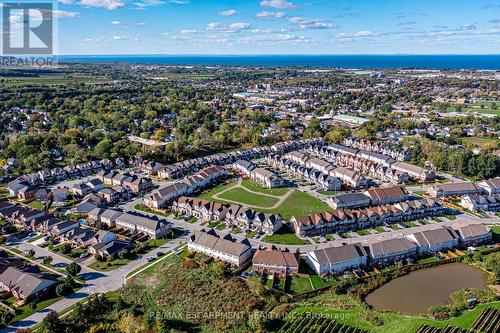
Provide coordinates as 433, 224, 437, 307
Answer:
461, 24, 476, 30
355, 30, 379, 37
111, 20, 121, 24
80, 0, 124, 10
133, 0, 165, 8
135, 21, 147, 26
180, 29, 198, 34
52, 10, 80, 18
248, 33, 311, 43
112, 35, 126, 40
289, 17, 337, 30
58, 0, 75, 4
170, 0, 189, 4
206, 22, 250, 32
219, 9, 236, 16
256, 11, 285, 19
260, 0, 296, 10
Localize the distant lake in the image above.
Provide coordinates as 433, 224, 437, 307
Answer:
365, 263, 488, 315
58, 54, 500, 70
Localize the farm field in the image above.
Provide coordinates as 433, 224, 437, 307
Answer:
286, 299, 500, 333
2, 75, 110, 87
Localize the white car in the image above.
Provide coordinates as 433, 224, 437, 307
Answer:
79, 252, 90, 259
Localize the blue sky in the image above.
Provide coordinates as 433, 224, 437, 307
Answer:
7, 0, 500, 54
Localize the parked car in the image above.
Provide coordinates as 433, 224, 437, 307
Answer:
156, 252, 165, 257
79, 252, 89, 259
147, 256, 155, 262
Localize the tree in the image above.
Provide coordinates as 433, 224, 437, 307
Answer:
65, 262, 82, 277
60, 243, 72, 254
42, 311, 65, 333
42, 256, 53, 265
29, 301, 37, 310
325, 126, 351, 144
303, 118, 322, 138
27, 249, 35, 258
93, 139, 113, 159
56, 283, 72, 296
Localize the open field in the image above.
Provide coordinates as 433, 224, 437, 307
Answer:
288, 298, 500, 333
2, 75, 110, 87
461, 136, 499, 148
217, 187, 279, 207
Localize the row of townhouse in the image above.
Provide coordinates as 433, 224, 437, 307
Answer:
58, 227, 130, 258
88, 208, 171, 239
263, 155, 341, 191
343, 137, 411, 161
291, 149, 368, 188
291, 198, 443, 238
6, 158, 129, 200
461, 194, 500, 212
96, 170, 154, 193
308, 144, 435, 182
327, 185, 410, 210
172, 196, 282, 234
306, 222, 492, 275
188, 229, 253, 267
0, 202, 81, 237
231, 160, 286, 188
158, 138, 323, 180
188, 229, 300, 276
429, 177, 500, 198
144, 165, 228, 209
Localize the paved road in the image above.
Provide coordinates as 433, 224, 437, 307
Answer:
1, 233, 190, 332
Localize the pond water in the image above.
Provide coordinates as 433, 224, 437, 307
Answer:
365, 263, 488, 315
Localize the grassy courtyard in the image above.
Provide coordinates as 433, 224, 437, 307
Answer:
262, 229, 310, 245
198, 179, 331, 220
217, 187, 279, 207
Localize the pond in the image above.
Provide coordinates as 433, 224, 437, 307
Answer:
365, 263, 488, 315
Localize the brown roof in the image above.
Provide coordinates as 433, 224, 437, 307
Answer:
253, 248, 299, 267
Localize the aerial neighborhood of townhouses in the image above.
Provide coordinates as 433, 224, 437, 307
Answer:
0, 62, 499, 333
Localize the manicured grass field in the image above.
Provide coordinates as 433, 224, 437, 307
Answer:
261, 189, 331, 220
199, 181, 331, 220
217, 187, 279, 207
240, 179, 290, 196
262, 230, 310, 245
134, 204, 170, 217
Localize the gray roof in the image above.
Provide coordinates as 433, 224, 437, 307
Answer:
312, 244, 366, 265
190, 229, 251, 257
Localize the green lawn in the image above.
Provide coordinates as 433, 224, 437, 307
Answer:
240, 179, 290, 196
246, 230, 258, 239
375, 226, 385, 233
356, 229, 370, 236
417, 256, 440, 264
27, 200, 44, 210
262, 230, 310, 245
89, 258, 132, 271
403, 221, 417, 227
200, 183, 331, 221
443, 214, 457, 221
461, 136, 499, 148
217, 187, 279, 207
134, 204, 170, 217
489, 225, 500, 243
260, 189, 331, 220
267, 276, 314, 295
